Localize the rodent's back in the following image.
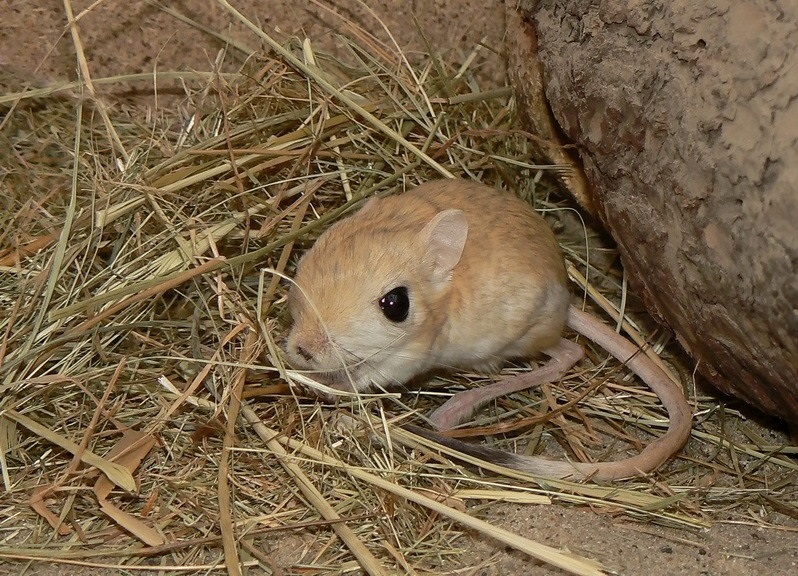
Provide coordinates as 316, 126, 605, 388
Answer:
404, 179, 566, 284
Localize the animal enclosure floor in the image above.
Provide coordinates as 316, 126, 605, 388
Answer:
2, 2, 796, 575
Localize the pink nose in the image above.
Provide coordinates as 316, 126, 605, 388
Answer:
293, 344, 313, 363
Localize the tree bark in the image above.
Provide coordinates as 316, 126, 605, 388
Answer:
511, 1, 798, 422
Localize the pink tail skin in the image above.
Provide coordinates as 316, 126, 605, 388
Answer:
429, 338, 584, 430
424, 306, 693, 481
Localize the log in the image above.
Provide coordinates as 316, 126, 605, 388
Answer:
509, 1, 798, 422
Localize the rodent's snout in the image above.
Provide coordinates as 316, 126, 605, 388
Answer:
284, 328, 317, 370
283, 325, 364, 394
284, 320, 342, 374
290, 343, 314, 364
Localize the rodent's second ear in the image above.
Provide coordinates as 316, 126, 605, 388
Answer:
421, 209, 468, 284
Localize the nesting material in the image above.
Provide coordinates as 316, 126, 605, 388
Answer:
1, 8, 796, 576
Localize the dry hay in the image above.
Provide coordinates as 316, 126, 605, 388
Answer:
1, 4, 797, 576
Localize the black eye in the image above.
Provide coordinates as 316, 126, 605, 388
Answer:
379, 286, 409, 322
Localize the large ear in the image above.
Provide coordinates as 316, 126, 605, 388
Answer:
421, 209, 468, 284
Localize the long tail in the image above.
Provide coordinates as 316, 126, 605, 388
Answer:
406, 306, 692, 481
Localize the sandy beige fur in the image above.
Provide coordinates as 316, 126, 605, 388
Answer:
286, 180, 692, 480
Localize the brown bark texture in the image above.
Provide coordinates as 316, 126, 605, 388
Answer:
513, 1, 798, 422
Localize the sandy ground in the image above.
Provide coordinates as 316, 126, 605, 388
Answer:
2, 2, 797, 575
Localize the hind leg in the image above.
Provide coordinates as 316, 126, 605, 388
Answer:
428, 338, 584, 430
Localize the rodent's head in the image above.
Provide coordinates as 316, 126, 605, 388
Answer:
285, 198, 468, 392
